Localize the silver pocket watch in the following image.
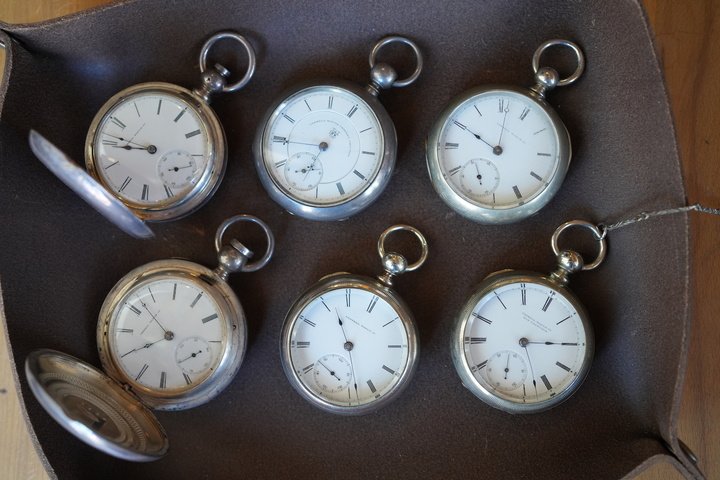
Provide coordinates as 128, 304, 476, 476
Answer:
451, 220, 603, 413
254, 36, 423, 221
427, 39, 585, 224
83, 31, 255, 223
25, 215, 274, 461
281, 225, 428, 414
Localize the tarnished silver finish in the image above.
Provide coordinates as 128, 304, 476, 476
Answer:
83, 32, 255, 224
368, 36, 423, 88
28, 130, 154, 239
213, 214, 275, 278
254, 81, 396, 221
25, 350, 168, 462
97, 259, 247, 411
450, 218, 604, 413
95, 215, 272, 410
376, 224, 428, 286
26, 215, 273, 459
280, 273, 420, 415
368, 64, 398, 94
549, 250, 585, 286
531, 39, 585, 88
450, 269, 594, 414
426, 40, 584, 225
530, 67, 560, 98
196, 31, 256, 100
254, 37, 422, 221
550, 220, 606, 271
85, 81, 226, 222
280, 225, 427, 415
194, 64, 231, 103
426, 85, 572, 224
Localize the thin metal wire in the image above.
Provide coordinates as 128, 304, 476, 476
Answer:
597, 204, 720, 239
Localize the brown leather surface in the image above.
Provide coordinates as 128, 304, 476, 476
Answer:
0, 0, 692, 478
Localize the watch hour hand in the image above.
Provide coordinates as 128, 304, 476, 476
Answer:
120, 337, 164, 357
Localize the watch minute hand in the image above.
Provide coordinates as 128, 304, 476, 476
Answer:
138, 299, 168, 334
335, 308, 359, 401
102, 132, 150, 149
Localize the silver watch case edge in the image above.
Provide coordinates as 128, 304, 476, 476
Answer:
450, 269, 594, 414
97, 259, 246, 411
253, 80, 397, 221
280, 272, 419, 415
426, 84, 571, 225
85, 82, 227, 222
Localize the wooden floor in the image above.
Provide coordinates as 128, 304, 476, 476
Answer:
0, 1, 717, 479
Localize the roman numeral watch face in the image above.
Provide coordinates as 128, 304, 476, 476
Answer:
24, 215, 274, 461
96, 215, 274, 411
254, 36, 423, 221
106, 276, 228, 395
90, 92, 214, 210
84, 32, 256, 222
280, 225, 428, 414
426, 39, 585, 224
451, 220, 605, 414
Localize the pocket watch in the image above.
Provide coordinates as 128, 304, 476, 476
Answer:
280, 225, 428, 414
426, 39, 585, 224
451, 220, 603, 413
84, 31, 256, 222
24, 215, 274, 460
253, 36, 423, 221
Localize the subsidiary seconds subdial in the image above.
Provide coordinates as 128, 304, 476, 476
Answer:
175, 336, 212, 375
313, 353, 352, 394
485, 350, 527, 392
284, 152, 324, 191
459, 158, 500, 198
158, 150, 200, 190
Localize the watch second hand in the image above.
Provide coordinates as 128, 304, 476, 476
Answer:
317, 360, 341, 381
336, 308, 359, 401
521, 342, 539, 401
474, 161, 483, 185
138, 298, 168, 334
178, 350, 204, 363
125, 122, 146, 146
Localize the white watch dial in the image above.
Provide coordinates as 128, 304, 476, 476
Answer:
93, 92, 212, 206
288, 287, 410, 407
461, 281, 588, 405
262, 86, 383, 206
438, 90, 560, 209
109, 277, 227, 393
